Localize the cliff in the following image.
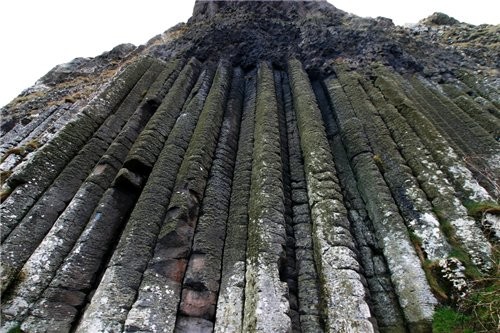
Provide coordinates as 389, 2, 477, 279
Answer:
1, 1, 499, 332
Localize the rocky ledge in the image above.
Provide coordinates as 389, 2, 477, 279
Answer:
1, 1, 499, 332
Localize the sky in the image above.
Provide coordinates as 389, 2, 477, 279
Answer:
0, 0, 498, 107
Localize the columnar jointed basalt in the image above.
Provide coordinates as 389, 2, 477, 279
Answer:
75, 65, 214, 332
242, 62, 291, 332
214, 69, 256, 333
1, 1, 499, 332
288, 58, 375, 332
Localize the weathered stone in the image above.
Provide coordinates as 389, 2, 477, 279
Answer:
124, 60, 231, 332
324, 72, 440, 330
289, 58, 374, 332
242, 62, 291, 333
175, 316, 214, 333
373, 67, 495, 271
75, 66, 215, 332
0, 57, 154, 244
332, 67, 451, 261
214, 70, 256, 333
316, 86, 406, 330
0, 59, 163, 297
123, 57, 201, 174
1, 2, 498, 332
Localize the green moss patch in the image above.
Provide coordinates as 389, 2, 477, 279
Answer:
464, 200, 500, 219
432, 307, 472, 333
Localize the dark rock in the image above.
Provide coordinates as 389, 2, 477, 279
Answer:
421, 12, 461, 26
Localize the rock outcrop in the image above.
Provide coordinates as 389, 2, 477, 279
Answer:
1, 1, 499, 332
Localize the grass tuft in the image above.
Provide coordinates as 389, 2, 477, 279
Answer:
433, 306, 472, 333
432, 245, 499, 332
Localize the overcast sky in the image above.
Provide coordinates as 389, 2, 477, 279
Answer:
0, 0, 498, 107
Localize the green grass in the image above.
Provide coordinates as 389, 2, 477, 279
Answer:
458, 244, 499, 332
438, 217, 483, 280
431, 203, 499, 332
433, 307, 472, 333
432, 245, 499, 332
448, 247, 483, 280
5, 323, 22, 333
463, 200, 500, 219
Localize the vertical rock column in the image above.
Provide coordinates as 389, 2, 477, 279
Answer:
214, 70, 257, 333
175, 67, 245, 332
274, 70, 301, 332
16, 61, 181, 332
406, 76, 495, 158
332, 65, 451, 261
287, 58, 374, 332
0, 57, 153, 243
312, 80, 406, 332
242, 62, 291, 333
406, 76, 499, 197
1, 71, 167, 325
373, 66, 492, 203
283, 77, 323, 332
443, 86, 500, 139
124, 61, 232, 333
75, 64, 209, 332
373, 67, 493, 271
324, 74, 437, 332
123, 58, 201, 175
0, 59, 163, 293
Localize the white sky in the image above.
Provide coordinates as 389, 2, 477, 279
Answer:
0, 0, 498, 107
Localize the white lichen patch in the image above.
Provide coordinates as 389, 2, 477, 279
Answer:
124, 271, 180, 333
438, 258, 468, 299
243, 256, 291, 333
486, 153, 500, 173
74, 266, 137, 332
215, 261, 245, 333
3, 224, 69, 317
449, 165, 491, 201
482, 212, 500, 241
309, 205, 374, 331
405, 187, 450, 260
2, 296, 30, 320
450, 217, 492, 270
380, 224, 438, 324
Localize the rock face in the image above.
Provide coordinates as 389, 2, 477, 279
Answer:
1, 1, 499, 332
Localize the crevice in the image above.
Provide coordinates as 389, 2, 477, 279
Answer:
274, 69, 301, 332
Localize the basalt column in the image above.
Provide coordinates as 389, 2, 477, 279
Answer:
242, 62, 291, 333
